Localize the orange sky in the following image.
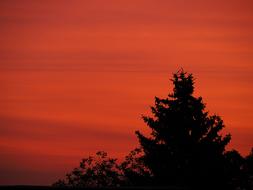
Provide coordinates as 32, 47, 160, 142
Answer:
0, 0, 253, 185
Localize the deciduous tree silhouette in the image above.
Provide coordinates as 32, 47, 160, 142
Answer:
121, 148, 152, 186
244, 148, 253, 189
136, 70, 231, 188
53, 151, 124, 188
224, 149, 245, 188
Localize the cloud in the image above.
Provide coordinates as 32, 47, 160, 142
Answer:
0, 115, 135, 143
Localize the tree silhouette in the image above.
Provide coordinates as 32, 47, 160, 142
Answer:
244, 148, 253, 189
53, 69, 252, 189
136, 70, 231, 188
53, 151, 124, 188
120, 148, 152, 186
224, 150, 245, 188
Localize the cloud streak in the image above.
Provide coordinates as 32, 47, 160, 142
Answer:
0, 0, 253, 185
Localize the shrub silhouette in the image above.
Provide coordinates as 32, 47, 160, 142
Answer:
54, 70, 252, 189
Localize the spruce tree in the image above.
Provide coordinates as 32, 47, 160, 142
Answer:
136, 70, 231, 188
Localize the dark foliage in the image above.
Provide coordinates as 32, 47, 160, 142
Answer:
54, 70, 253, 189
135, 70, 231, 188
244, 148, 253, 189
120, 148, 152, 186
53, 151, 124, 188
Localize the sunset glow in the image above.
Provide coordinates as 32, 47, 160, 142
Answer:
0, 0, 253, 185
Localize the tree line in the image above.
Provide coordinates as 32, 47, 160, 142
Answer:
53, 70, 253, 189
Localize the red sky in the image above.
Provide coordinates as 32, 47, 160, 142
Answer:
0, 0, 253, 185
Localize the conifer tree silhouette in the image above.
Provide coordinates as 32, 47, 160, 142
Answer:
136, 70, 231, 188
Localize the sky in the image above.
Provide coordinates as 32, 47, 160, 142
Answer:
0, 0, 253, 185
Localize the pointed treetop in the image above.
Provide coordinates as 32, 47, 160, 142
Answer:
171, 69, 194, 99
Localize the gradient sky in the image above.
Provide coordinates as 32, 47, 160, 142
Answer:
0, 0, 253, 185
